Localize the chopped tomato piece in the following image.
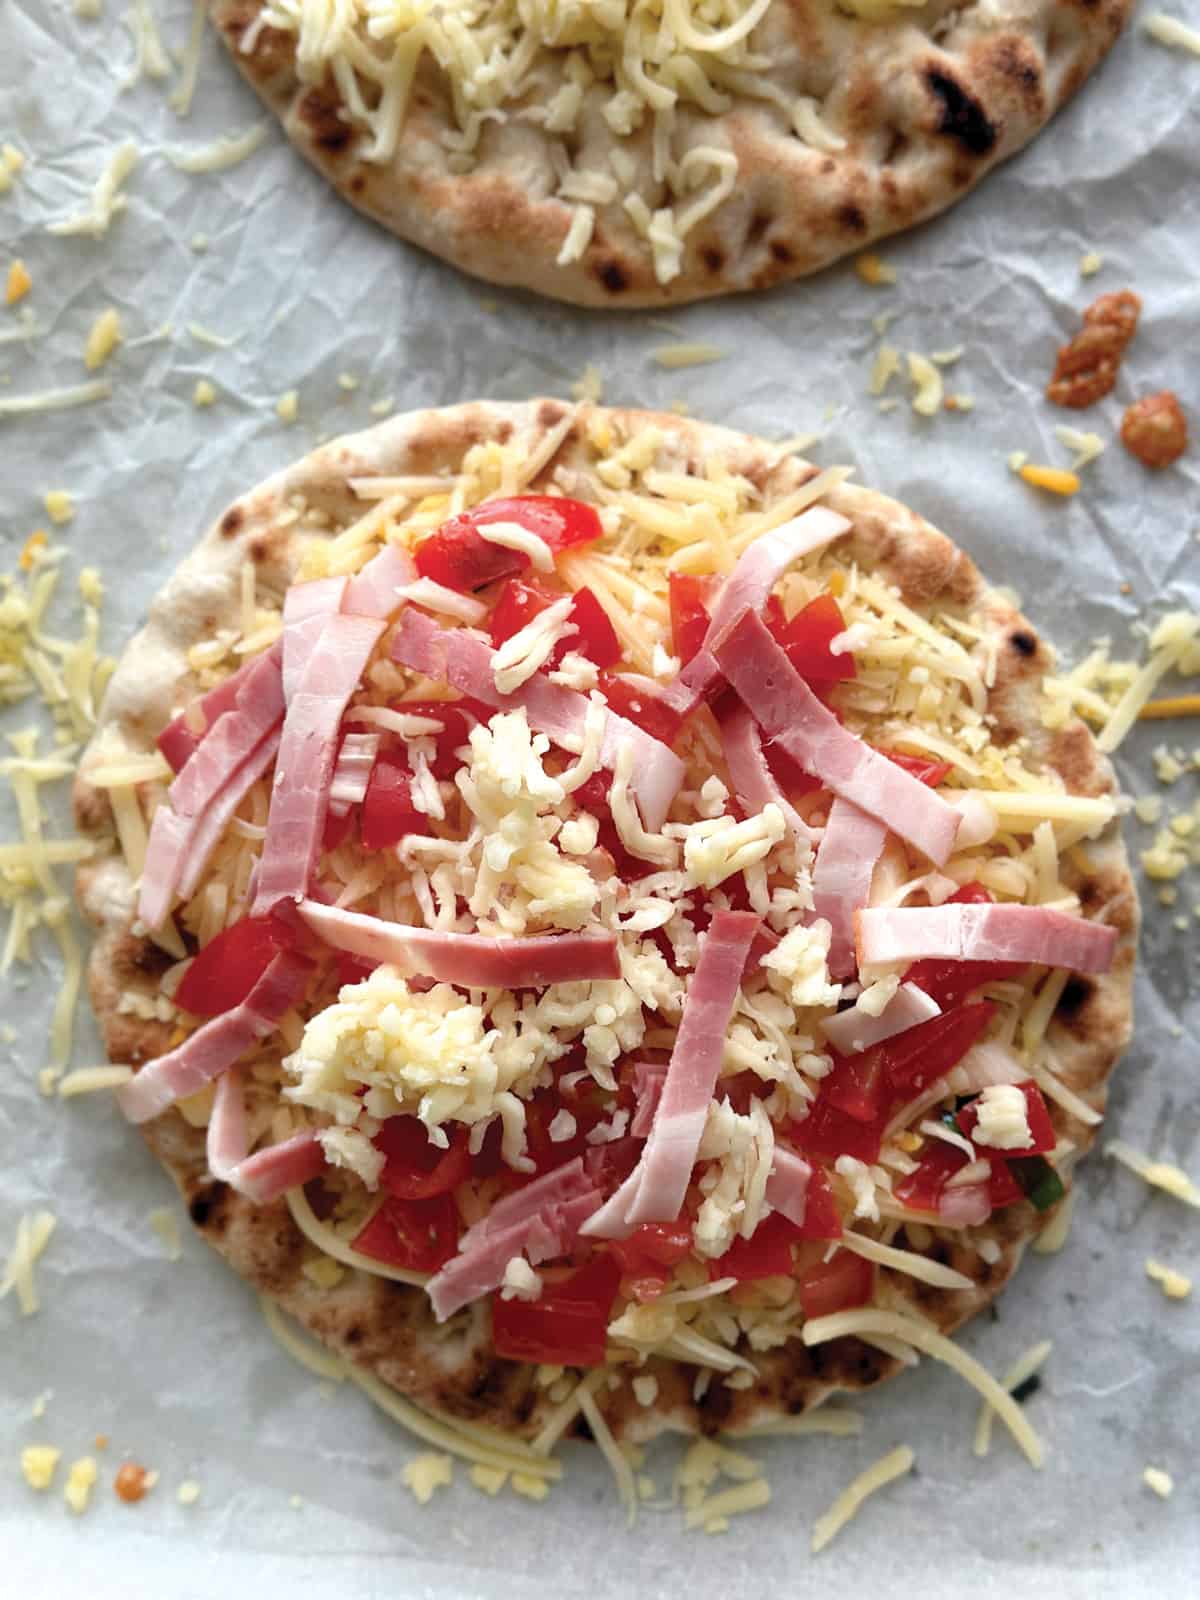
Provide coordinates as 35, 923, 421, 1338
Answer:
598, 672, 684, 746
893, 1140, 965, 1212
769, 594, 855, 683
877, 749, 953, 787
491, 1253, 620, 1367
957, 1081, 1057, 1156
796, 1162, 843, 1239
611, 1219, 693, 1301
321, 804, 355, 851
489, 577, 556, 649
360, 758, 431, 850
568, 586, 622, 668
375, 1117, 473, 1199
351, 1193, 459, 1273
789, 1098, 887, 1166
583, 1135, 642, 1193
881, 1002, 997, 1094
668, 573, 713, 667
905, 956, 1027, 1009
710, 1211, 802, 1282
822, 1049, 890, 1125
174, 914, 295, 1016
521, 1087, 603, 1174
763, 738, 823, 799
986, 1158, 1025, 1210
489, 579, 620, 669
796, 1250, 873, 1319
335, 953, 376, 988
415, 496, 603, 593
571, 770, 647, 880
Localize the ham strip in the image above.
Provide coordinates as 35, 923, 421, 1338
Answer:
298, 899, 620, 984
174, 729, 281, 904
855, 903, 1118, 973
812, 798, 889, 978
167, 647, 284, 819
117, 949, 314, 1125
205, 1066, 326, 1200
820, 982, 941, 1055
328, 731, 380, 816
714, 611, 961, 865
765, 1147, 812, 1228
630, 1061, 666, 1138
205, 1066, 247, 1183
342, 543, 416, 619
719, 703, 813, 846
581, 909, 761, 1238
281, 578, 348, 702
426, 1157, 600, 1320
390, 609, 684, 832
158, 650, 270, 774
678, 507, 852, 698
251, 613, 385, 915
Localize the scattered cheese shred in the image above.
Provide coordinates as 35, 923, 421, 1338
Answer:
47, 142, 139, 238
5, 259, 31, 305
907, 353, 943, 417
855, 254, 897, 286
1079, 251, 1103, 277
1145, 1258, 1192, 1300
1143, 11, 1200, 55
803, 1310, 1044, 1467
0, 1210, 57, 1316
810, 1445, 915, 1553
285, 1186, 429, 1285
651, 343, 724, 370
1143, 1465, 1175, 1498
193, 379, 217, 408
20, 1445, 61, 1491
1096, 613, 1200, 753
840, 1232, 975, 1290
169, 0, 207, 115
177, 1479, 202, 1505
57, 1065, 133, 1096
1106, 1139, 1200, 1206
276, 390, 299, 424
1032, 1187, 1075, 1254
43, 492, 75, 526
577, 1383, 637, 1525
725, 1409, 864, 1440
64, 1455, 98, 1514
973, 1338, 1052, 1458
167, 124, 269, 174
1053, 426, 1105, 471
148, 1206, 183, 1261
685, 1476, 771, 1531
0, 381, 112, 419
402, 1453, 454, 1503
1019, 463, 1080, 496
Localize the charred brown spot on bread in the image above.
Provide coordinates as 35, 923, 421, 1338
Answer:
1057, 975, 1094, 1018
349, 172, 367, 195
702, 246, 725, 274
992, 36, 1046, 111
836, 201, 868, 234
189, 1181, 230, 1232
299, 87, 353, 153
220, 505, 245, 539
596, 259, 629, 294
1009, 628, 1039, 657
746, 210, 773, 246
925, 68, 998, 157
536, 400, 567, 430
1048, 723, 1114, 798
770, 240, 794, 264
696, 1376, 735, 1435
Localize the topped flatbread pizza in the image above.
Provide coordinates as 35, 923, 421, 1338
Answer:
75, 400, 1135, 1485
211, 0, 1129, 305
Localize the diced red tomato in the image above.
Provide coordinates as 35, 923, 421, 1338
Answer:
881, 1002, 997, 1094
957, 1081, 1057, 1156
335, 953, 376, 989
415, 496, 603, 593
710, 1211, 802, 1282
351, 1193, 459, 1273
321, 805, 355, 851
893, 1140, 964, 1212
796, 1162, 843, 1240
375, 1117, 473, 1199
521, 1087, 603, 1175
796, 1250, 873, 1319
986, 1158, 1025, 1210
611, 1219, 693, 1300
789, 1098, 887, 1166
822, 1049, 890, 1125
668, 573, 713, 667
878, 749, 953, 787
491, 1253, 620, 1367
572, 771, 647, 880
489, 579, 621, 669
360, 758, 431, 850
598, 672, 684, 746
763, 738, 823, 800
390, 701, 478, 780
943, 882, 993, 906
906, 957, 1028, 1009
174, 914, 295, 1016
769, 594, 855, 683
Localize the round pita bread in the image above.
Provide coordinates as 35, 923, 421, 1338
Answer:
74, 400, 1136, 1446
210, 0, 1128, 307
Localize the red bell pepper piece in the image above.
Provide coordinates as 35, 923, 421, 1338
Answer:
881, 1002, 997, 1094
491, 1253, 621, 1367
822, 1049, 890, 1125
986, 1158, 1025, 1210
489, 579, 621, 669
610, 1219, 694, 1301
957, 1080, 1057, 1156
878, 749, 953, 787
769, 594, 855, 683
415, 496, 603, 593
321, 804, 355, 851
796, 1250, 873, 1319
351, 1192, 459, 1273
789, 1098, 887, 1166
598, 672, 684, 746
570, 772, 645, 880
375, 1117, 473, 1199
668, 573, 714, 667
335, 953, 376, 988
901, 883, 1027, 1006
710, 1211, 803, 1282
360, 758, 431, 851
893, 1140, 965, 1212
174, 914, 295, 1016
797, 1162, 843, 1239
389, 700, 478, 780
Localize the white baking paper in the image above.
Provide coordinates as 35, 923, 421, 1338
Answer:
0, 2, 1197, 1592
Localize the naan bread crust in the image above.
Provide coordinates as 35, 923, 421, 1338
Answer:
75, 400, 1136, 1443
208, 0, 1128, 306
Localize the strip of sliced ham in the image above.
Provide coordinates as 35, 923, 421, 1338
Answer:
204, 1066, 327, 1200
820, 982, 941, 1055
158, 648, 275, 774
342, 542, 416, 619
719, 703, 813, 846
167, 647, 284, 819
678, 507, 852, 699
630, 1061, 666, 1138
426, 1157, 601, 1320
812, 798, 889, 978
581, 909, 761, 1238
390, 609, 684, 832
205, 1066, 248, 1183
175, 729, 281, 904
714, 611, 961, 865
251, 613, 385, 915
328, 731, 380, 817
117, 949, 314, 1125
298, 899, 620, 984
855, 903, 1118, 973
281, 578, 348, 702
765, 1147, 812, 1228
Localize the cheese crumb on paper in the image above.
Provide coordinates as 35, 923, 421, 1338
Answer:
401, 1453, 454, 1504
1145, 1258, 1192, 1299
20, 1445, 61, 1491
1143, 1466, 1174, 1499
64, 1456, 98, 1514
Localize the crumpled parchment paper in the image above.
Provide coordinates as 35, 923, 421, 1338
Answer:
1, 1, 1197, 1593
